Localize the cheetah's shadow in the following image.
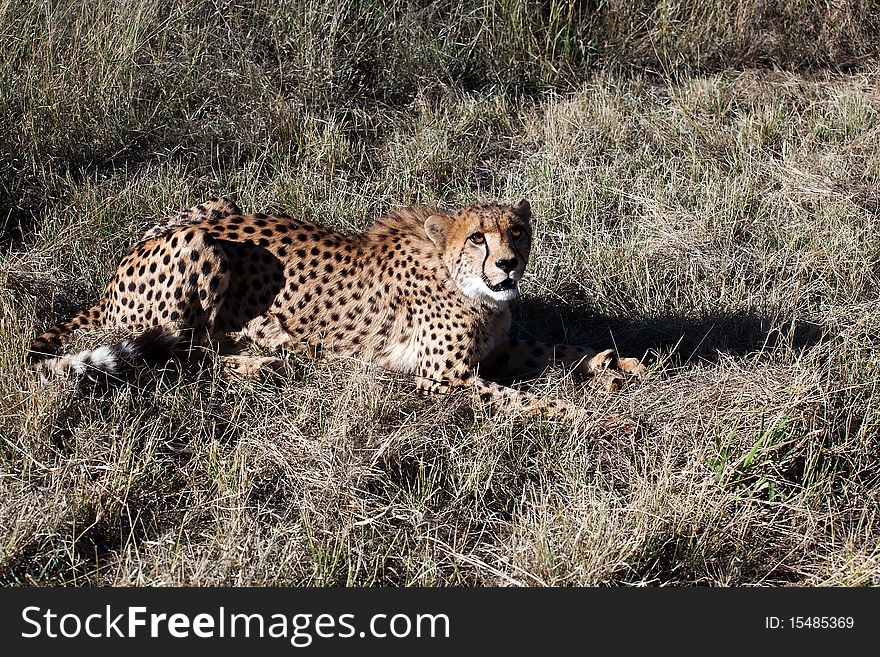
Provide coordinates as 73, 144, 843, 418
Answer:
509, 291, 825, 369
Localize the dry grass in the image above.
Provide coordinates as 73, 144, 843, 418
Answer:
1, 0, 879, 586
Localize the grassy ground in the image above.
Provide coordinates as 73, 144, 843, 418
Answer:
1, 0, 879, 585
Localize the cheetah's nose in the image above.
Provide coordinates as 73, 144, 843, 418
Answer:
496, 257, 518, 273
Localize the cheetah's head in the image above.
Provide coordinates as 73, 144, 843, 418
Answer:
425, 199, 533, 304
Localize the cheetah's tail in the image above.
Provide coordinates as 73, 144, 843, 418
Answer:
29, 326, 180, 379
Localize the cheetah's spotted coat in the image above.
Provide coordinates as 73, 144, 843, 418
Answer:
29, 198, 643, 417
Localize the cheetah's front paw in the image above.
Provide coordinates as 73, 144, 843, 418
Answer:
577, 349, 646, 391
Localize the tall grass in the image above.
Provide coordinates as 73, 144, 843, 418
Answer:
1, 1, 878, 585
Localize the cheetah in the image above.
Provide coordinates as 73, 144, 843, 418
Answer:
28, 198, 644, 418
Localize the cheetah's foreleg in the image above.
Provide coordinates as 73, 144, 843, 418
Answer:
479, 338, 646, 391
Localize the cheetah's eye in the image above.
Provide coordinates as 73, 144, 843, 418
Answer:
469, 232, 485, 245
510, 226, 524, 239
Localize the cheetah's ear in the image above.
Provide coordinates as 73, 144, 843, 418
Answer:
424, 213, 451, 250
512, 198, 531, 221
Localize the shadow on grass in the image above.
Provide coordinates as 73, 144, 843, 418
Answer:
0, 371, 226, 585
0, 146, 163, 248
0, 472, 192, 586
8, 273, 90, 330
511, 294, 826, 365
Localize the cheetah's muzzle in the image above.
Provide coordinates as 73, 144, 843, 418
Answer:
485, 276, 517, 293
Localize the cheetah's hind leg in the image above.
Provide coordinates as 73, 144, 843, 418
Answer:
217, 354, 286, 380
